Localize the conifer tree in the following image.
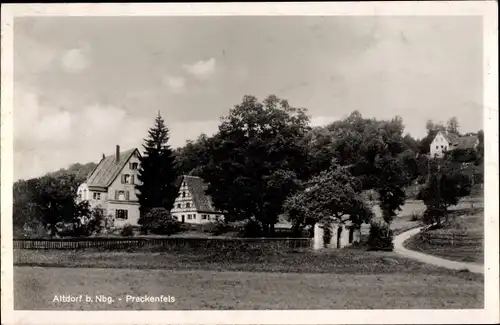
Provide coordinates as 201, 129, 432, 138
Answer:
136, 112, 179, 220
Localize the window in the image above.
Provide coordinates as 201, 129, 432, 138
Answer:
115, 190, 129, 201
186, 203, 190, 208
202, 215, 208, 220
116, 209, 128, 220
129, 162, 138, 170
93, 192, 101, 200
436, 145, 439, 149
78, 192, 82, 200
177, 204, 181, 208
182, 191, 186, 198
120, 174, 134, 184
441, 145, 444, 149
187, 214, 192, 220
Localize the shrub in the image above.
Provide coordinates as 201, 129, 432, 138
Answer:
202, 220, 229, 236
238, 218, 263, 238
141, 208, 181, 235
120, 224, 134, 237
367, 222, 394, 251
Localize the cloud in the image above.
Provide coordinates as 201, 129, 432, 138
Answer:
13, 87, 150, 180
163, 76, 186, 94
183, 58, 216, 80
60, 47, 90, 73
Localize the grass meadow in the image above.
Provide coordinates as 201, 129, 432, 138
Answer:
14, 246, 483, 310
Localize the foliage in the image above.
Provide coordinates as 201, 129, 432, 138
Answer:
120, 224, 135, 237
445, 148, 478, 163
238, 218, 263, 238
136, 113, 179, 219
199, 95, 311, 235
174, 134, 210, 176
367, 222, 394, 251
139, 207, 180, 235
47, 162, 98, 185
446, 117, 460, 135
284, 166, 374, 230
417, 160, 473, 225
13, 173, 84, 237
202, 220, 229, 236
323, 112, 414, 226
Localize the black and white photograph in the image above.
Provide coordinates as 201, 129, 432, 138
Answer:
1, 2, 498, 325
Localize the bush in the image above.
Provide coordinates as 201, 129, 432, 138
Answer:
202, 220, 229, 236
120, 224, 134, 237
140, 208, 181, 235
238, 218, 263, 238
367, 222, 394, 251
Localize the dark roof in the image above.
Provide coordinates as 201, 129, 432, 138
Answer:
181, 175, 221, 214
439, 132, 479, 150
457, 135, 479, 149
442, 132, 460, 144
86, 148, 139, 188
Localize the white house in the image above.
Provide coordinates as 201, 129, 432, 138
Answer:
77, 145, 141, 228
430, 131, 479, 158
170, 175, 224, 224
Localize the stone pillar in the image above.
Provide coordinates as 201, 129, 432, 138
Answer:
313, 223, 324, 250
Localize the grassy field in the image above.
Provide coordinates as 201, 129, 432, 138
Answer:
404, 208, 484, 264
14, 266, 483, 310
14, 247, 483, 310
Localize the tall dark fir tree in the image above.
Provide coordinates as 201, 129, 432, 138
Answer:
136, 112, 179, 220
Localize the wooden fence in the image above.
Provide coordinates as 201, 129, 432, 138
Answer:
13, 237, 312, 250
419, 232, 483, 246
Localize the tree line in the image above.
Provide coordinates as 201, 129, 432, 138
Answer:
13, 94, 484, 240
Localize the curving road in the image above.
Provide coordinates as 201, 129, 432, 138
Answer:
393, 227, 484, 274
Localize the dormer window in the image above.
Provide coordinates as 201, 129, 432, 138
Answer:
186, 203, 190, 208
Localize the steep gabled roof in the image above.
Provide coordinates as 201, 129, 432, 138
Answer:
457, 135, 479, 149
441, 131, 460, 144
86, 148, 139, 189
180, 175, 221, 214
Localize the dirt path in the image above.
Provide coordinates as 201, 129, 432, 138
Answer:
393, 227, 484, 274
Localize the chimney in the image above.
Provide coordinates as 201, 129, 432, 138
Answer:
102, 153, 105, 160
116, 145, 120, 163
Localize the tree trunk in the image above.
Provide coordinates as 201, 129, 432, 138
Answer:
269, 223, 275, 236
49, 224, 58, 238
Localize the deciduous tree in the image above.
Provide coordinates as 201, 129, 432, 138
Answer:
199, 95, 311, 235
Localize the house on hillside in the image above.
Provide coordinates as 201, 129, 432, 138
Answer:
170, 175, 224, 224
77, 145, 141, 228
430, 131, 479, 158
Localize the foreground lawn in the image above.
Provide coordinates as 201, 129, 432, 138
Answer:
404, 210, 484, 264
14, 247, 483, 310
15, 266, 482, 310
13, 247, 482, 277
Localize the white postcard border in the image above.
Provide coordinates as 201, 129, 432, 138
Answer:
1, 2, 498, 324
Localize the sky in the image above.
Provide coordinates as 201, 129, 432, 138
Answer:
13, 16, 483, 181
